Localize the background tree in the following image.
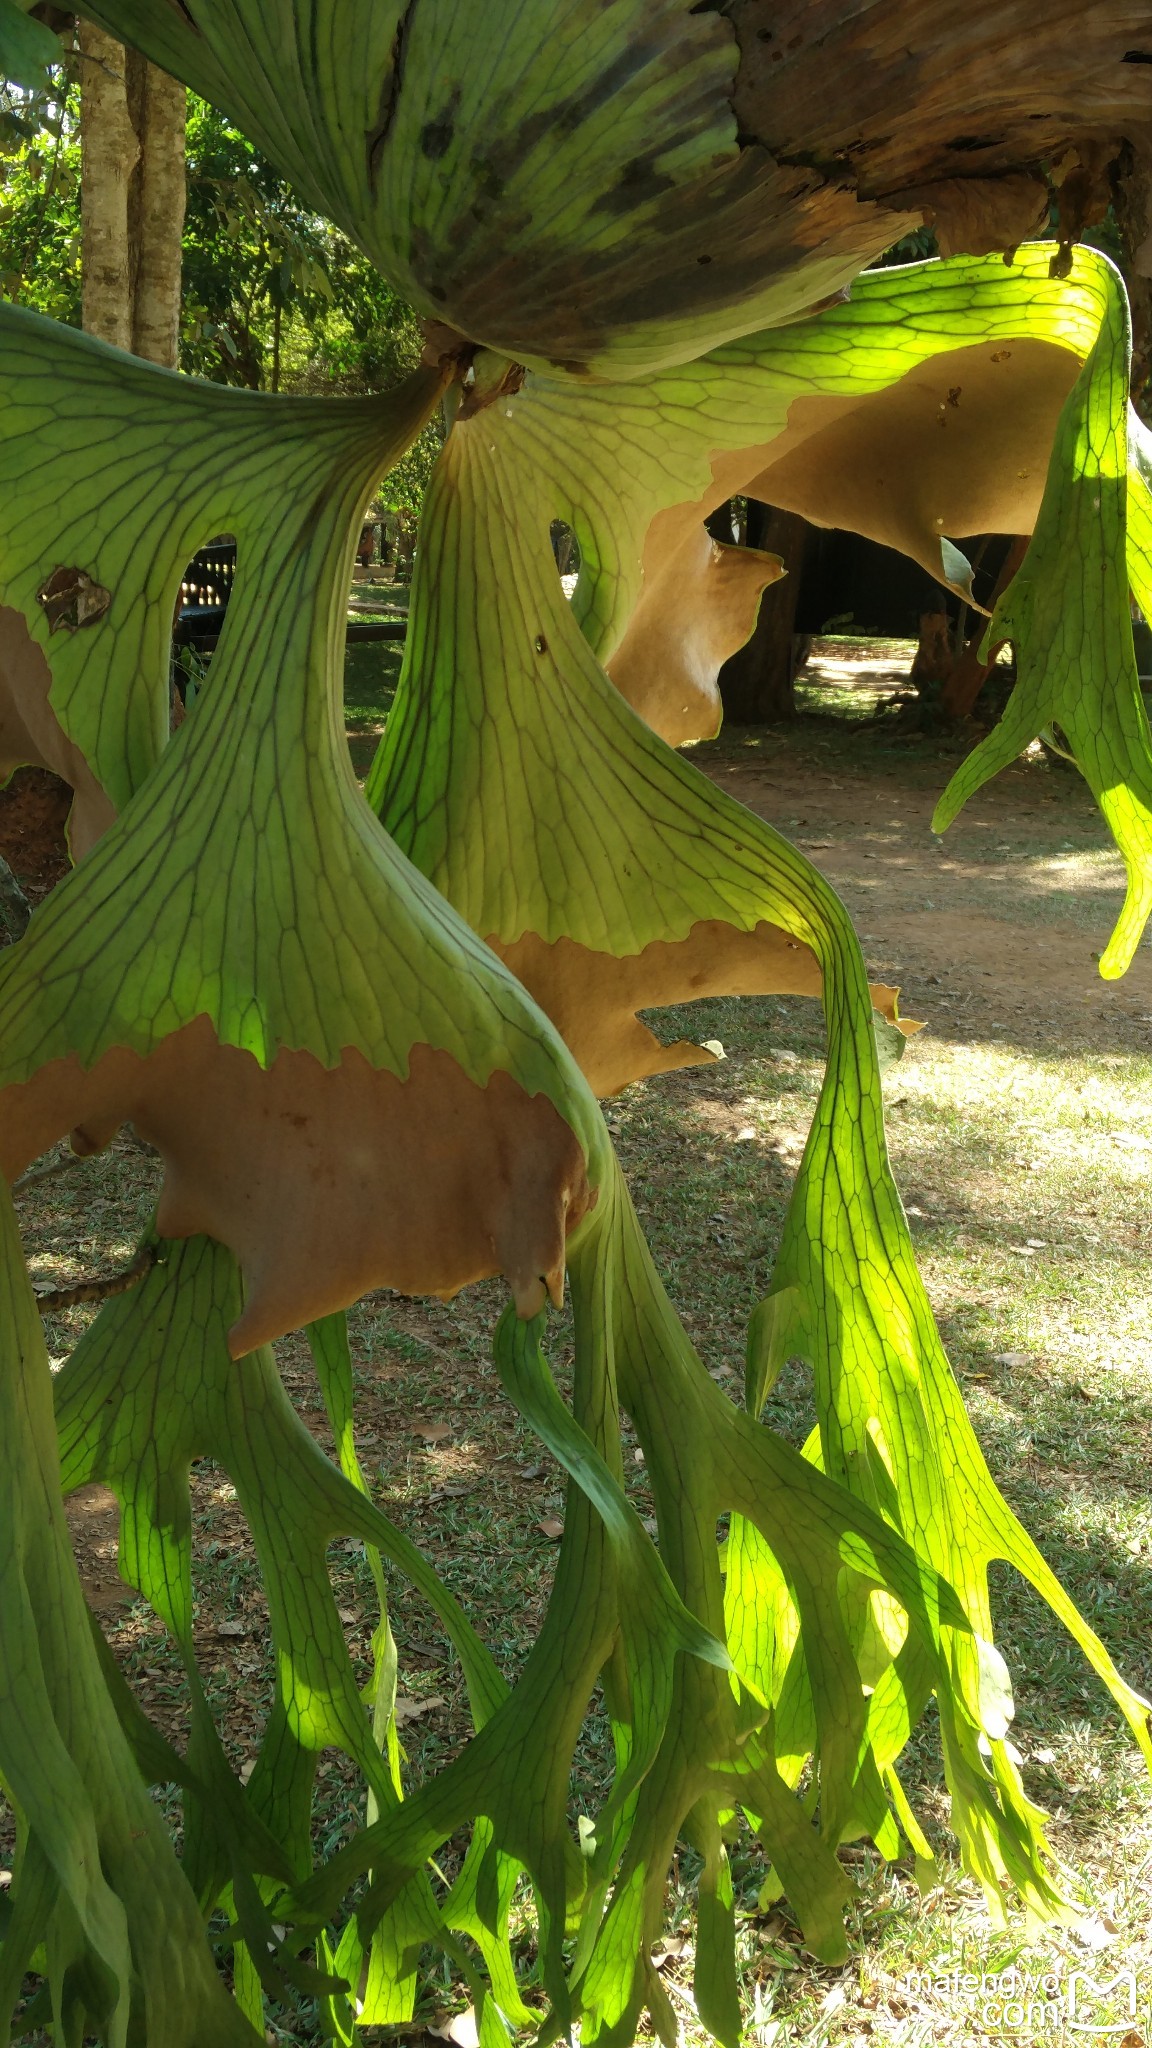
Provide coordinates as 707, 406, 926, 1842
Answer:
713, 501, 810, 725
0, 73, 441, 499
77, 20, 184, 363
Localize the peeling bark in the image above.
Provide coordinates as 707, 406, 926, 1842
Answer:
727, 0, 1152, 213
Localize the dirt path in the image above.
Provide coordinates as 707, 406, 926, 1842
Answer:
692, 690, 1152, 1058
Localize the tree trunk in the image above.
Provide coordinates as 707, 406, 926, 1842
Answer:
717, 502, 809, 723
127, 55, 187, 369
79, 21, 137, 352
908, 610, 954, 699
80, 27, 186, 369
271, 296, 282, 393
937, 534, 1029, 721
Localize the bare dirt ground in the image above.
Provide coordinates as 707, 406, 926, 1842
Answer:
695, 646, 1152, 1062
0, 767, 71, 905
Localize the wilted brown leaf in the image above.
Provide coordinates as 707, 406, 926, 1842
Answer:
497, 923, 916, 1098
606, 530, 783, 746
411, 1420, 454, 1444
0, 1024, 593, 1355
608, 338, 1080, 750
35, 565, 111, 633
393, 1694, 447, 1727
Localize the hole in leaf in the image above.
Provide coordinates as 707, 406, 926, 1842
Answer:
172, 535, 238, 705
35, 565, 111, 632
550, 518, 580, 594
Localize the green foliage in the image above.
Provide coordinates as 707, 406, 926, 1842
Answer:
1, 2, 1152, 2042
0, 0, 59, 94
0, 1185, 259, 2046
933, 270, 1152, 975
366, 245, 1152, 2004
179, 98, 441, 507
179, 101, 416, 390
0, 83, 440, 505
0, 68, 78, 321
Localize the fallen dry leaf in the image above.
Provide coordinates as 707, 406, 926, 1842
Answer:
393, 1694, 447, 1727
410, 1420, 455, 1443
217, 1620, 250, 1638
537, 1517, 564, 1541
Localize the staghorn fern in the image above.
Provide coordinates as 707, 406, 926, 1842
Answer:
0, 2, 1151, 2042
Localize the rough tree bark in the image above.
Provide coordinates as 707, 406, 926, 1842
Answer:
717, 503, 810, 724
79, 23, 186, 368
78, 20, 137, 353
127, 57, 187, 368
725, 0, 1152, 273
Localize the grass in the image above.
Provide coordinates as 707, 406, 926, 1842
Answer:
609, 997, 1152, 2044
5, 654, 1152, 2046
343, 574, 409, 776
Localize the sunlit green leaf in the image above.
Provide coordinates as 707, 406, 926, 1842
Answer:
0, 0, 59, 92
